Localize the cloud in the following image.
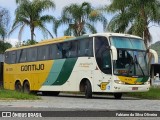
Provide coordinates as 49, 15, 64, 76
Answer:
1, 0, 159, 44
6, 38, 19, 47
150, 28, 160, 44
53, 0, 111, 17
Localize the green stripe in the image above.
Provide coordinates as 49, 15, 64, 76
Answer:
43, 59, 65, 85
136, 76, 149, 82
52, 58, 77, 85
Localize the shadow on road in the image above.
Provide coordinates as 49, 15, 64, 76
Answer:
39, 93, 141, 100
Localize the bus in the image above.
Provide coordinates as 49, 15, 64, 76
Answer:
3, 33, 158, 99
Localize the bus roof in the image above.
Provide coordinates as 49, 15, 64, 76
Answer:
6, 32, 142, 52
89, 32, 142, 39
6, 36, 74, 51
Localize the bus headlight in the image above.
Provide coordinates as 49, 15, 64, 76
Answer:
114, 80, 125, 84
144, 80, 150, 85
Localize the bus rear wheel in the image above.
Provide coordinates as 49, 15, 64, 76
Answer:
15, 81, 22, 92
114, 93, 122, 99
23, 81, 30, 94
85, 81, 92, 98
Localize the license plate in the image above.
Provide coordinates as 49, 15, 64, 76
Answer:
132, 87, 138, 90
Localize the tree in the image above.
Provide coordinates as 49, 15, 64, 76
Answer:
0, 41, 12, 53
10, 0, 56, 44
106, 0, 160, 47
54, 2, 107, 37
22, 39, 38, 46
0, 7, 10, 40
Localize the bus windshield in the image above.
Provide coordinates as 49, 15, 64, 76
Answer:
113, 49, 149, 76
110, 36, 149, 76
110, 36, 146, 50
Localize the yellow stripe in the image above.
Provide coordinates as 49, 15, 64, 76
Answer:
118, 76, 142, 85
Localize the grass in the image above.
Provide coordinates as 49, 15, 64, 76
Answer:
0, 88, 40, 100
1, 87, 160, 100
125, 87, 160, 99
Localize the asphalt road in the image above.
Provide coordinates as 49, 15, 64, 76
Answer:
0, 93, 159, 119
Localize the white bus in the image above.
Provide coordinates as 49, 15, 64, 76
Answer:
4, 33, 158, 99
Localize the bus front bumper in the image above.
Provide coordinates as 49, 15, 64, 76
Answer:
112, 84, 150, 93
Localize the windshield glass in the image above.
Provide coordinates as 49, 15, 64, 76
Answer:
110, 36, 146, 50
114, 49, 149, 76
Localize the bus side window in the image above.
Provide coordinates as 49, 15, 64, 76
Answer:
61, 42, 71, 58
102, 50, 112, 74
78, 38, 93, 57
95, 36, 111, 74
19, 49, 27, 63
87, 38, 93, 56
67, 41, 78, 58
38, 45, 49, 61
10, 51, 16, 64
27, 47, 37, 62
16, 50, 21, 63
5, 52, 10, 64
50, 44, 62, 59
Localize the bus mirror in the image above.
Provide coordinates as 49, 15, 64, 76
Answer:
149, 49, 158, 63
111, 46, 117, 60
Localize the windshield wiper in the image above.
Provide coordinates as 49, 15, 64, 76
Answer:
127, 55, 145, 76
134, 55, 145, 76
127, 61, 134, 76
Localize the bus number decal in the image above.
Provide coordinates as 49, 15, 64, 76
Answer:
6, 68, 13, 71
98, 82, 109, 90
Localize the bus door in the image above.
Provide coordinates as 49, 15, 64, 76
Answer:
94, 36, 112, 92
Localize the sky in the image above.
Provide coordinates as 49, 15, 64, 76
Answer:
0, 0, 160, 46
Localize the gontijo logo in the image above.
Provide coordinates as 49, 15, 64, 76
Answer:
21, 64, 44, 71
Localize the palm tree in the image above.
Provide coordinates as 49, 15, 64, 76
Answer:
0, 7, 10, 40
54, 2, 107, 37
106, 0, 160, 47
10, 0, 55, 44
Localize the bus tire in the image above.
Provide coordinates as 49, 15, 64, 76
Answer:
85, 80, 92, 98
15, 81, 22, 92
114, 93, 122, 99
23, 81, 30, 94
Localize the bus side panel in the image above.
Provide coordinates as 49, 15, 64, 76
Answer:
0, 62, 3, 87
3, 60, 54, 91
4, 63, 15, 90
40, 57, 94, 92
40, 58, 78, 91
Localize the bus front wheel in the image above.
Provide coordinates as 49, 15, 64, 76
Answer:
23, 81, 30, 94
85, 81, 92, 98
114, 93, 122, 99
15, 81, 22, 92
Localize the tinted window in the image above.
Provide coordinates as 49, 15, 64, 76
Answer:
5, 52, 10, 63
78, 38, 93, 57
16, 50, 21, 63
38, 45, 49, 61
5, 51, 16, 64
110, 37, 146, 50
63, 41, 77, 58
56, 41, 78, 58
68, 41, 77, 58
27, 47, 37, 62
50, 44, 62, 59
95, 36, 111, 74
10, 51, 16, 64
19, 49, 27, 63
61, 42, 71, 58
